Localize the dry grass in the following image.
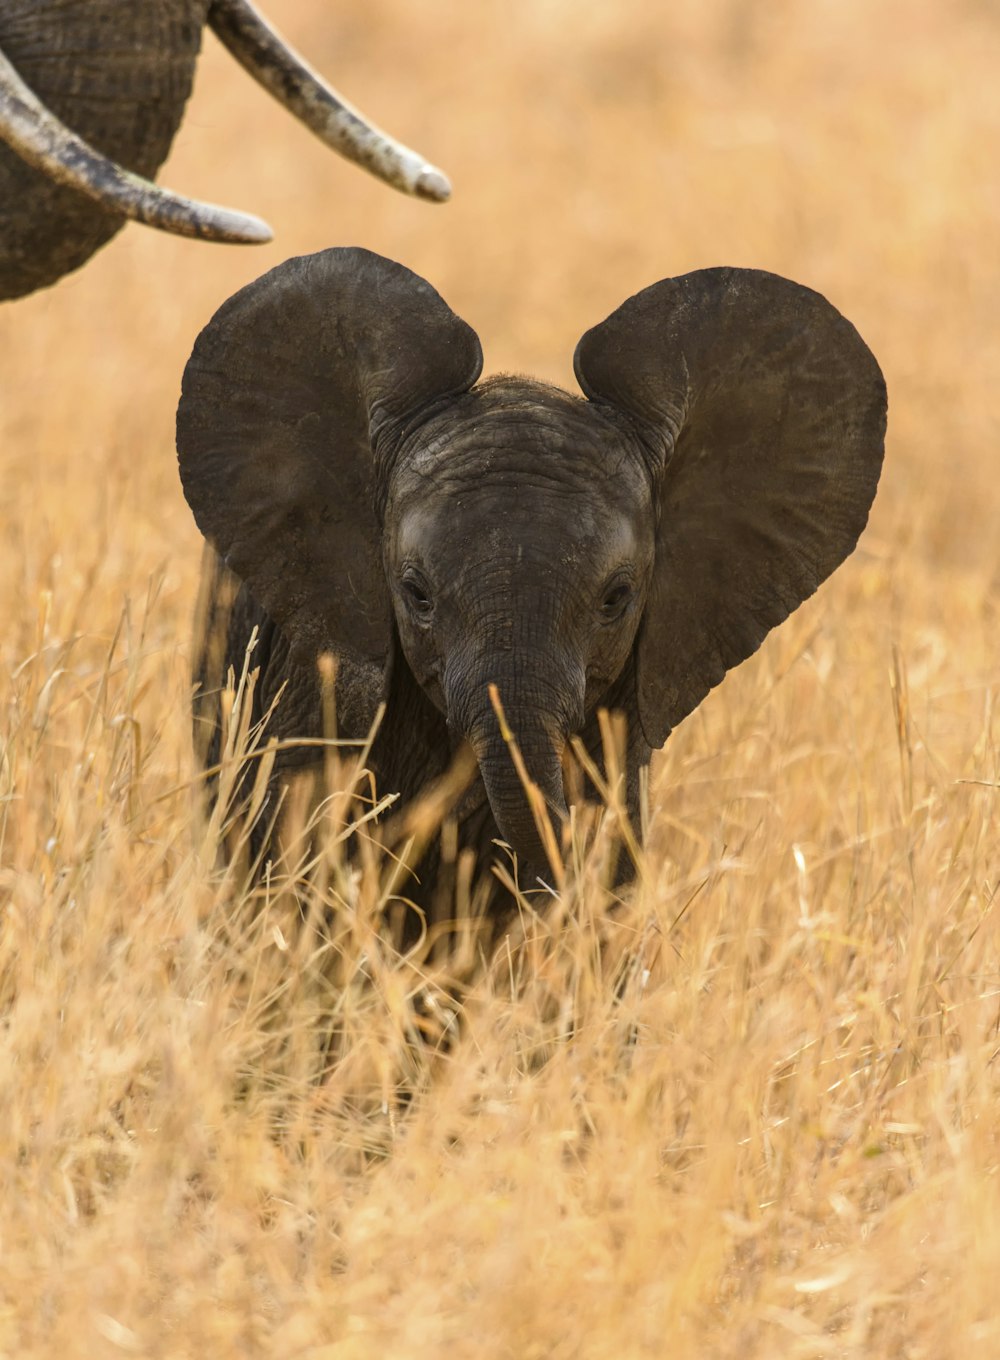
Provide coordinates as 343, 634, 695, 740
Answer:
1, 0, 998, 1354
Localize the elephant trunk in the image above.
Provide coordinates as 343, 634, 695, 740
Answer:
455, 652, 582, 883
0, 0, 449, 298
468, 710, 568, 883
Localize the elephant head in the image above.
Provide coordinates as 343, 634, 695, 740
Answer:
177, 249, 886, 876
0, 0, 449, 301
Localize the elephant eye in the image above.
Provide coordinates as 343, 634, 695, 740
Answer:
599, 577, 634, 622
401, 571, 433, 618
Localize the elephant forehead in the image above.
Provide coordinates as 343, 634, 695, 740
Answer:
401, 378, 646, 488
390, 481, 649, 581
385, 379, 655, 567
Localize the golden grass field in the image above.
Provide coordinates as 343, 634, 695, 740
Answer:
1, 0, 998, 1354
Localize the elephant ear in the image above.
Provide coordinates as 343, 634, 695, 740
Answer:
177, 246, 482, 677
574, 267, 886, 748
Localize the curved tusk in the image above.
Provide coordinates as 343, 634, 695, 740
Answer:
0, 49, 273, 245
208, 0, 451, 203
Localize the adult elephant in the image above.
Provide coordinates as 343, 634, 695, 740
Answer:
0, 0, 449, 301
177, 249, 887, 918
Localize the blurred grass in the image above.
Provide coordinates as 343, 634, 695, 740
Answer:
0, 0, 998, 1355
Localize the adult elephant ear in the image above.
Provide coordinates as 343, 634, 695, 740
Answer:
177, 247, 482, 682
574, 267, 887, 748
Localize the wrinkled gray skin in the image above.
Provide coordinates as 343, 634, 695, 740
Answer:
384, 383, 655, 875
177, 248, 887, 919
0, 0, 447, 301
0, 0, 201, 297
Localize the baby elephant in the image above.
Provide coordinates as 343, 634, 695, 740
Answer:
177, 247, 885, 904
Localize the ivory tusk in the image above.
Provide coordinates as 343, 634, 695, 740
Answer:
0, 48, 273, 244
208, 0, 451, 203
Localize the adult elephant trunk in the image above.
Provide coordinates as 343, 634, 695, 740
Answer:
0, 0, 449, 300
0, 0, 208, 299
